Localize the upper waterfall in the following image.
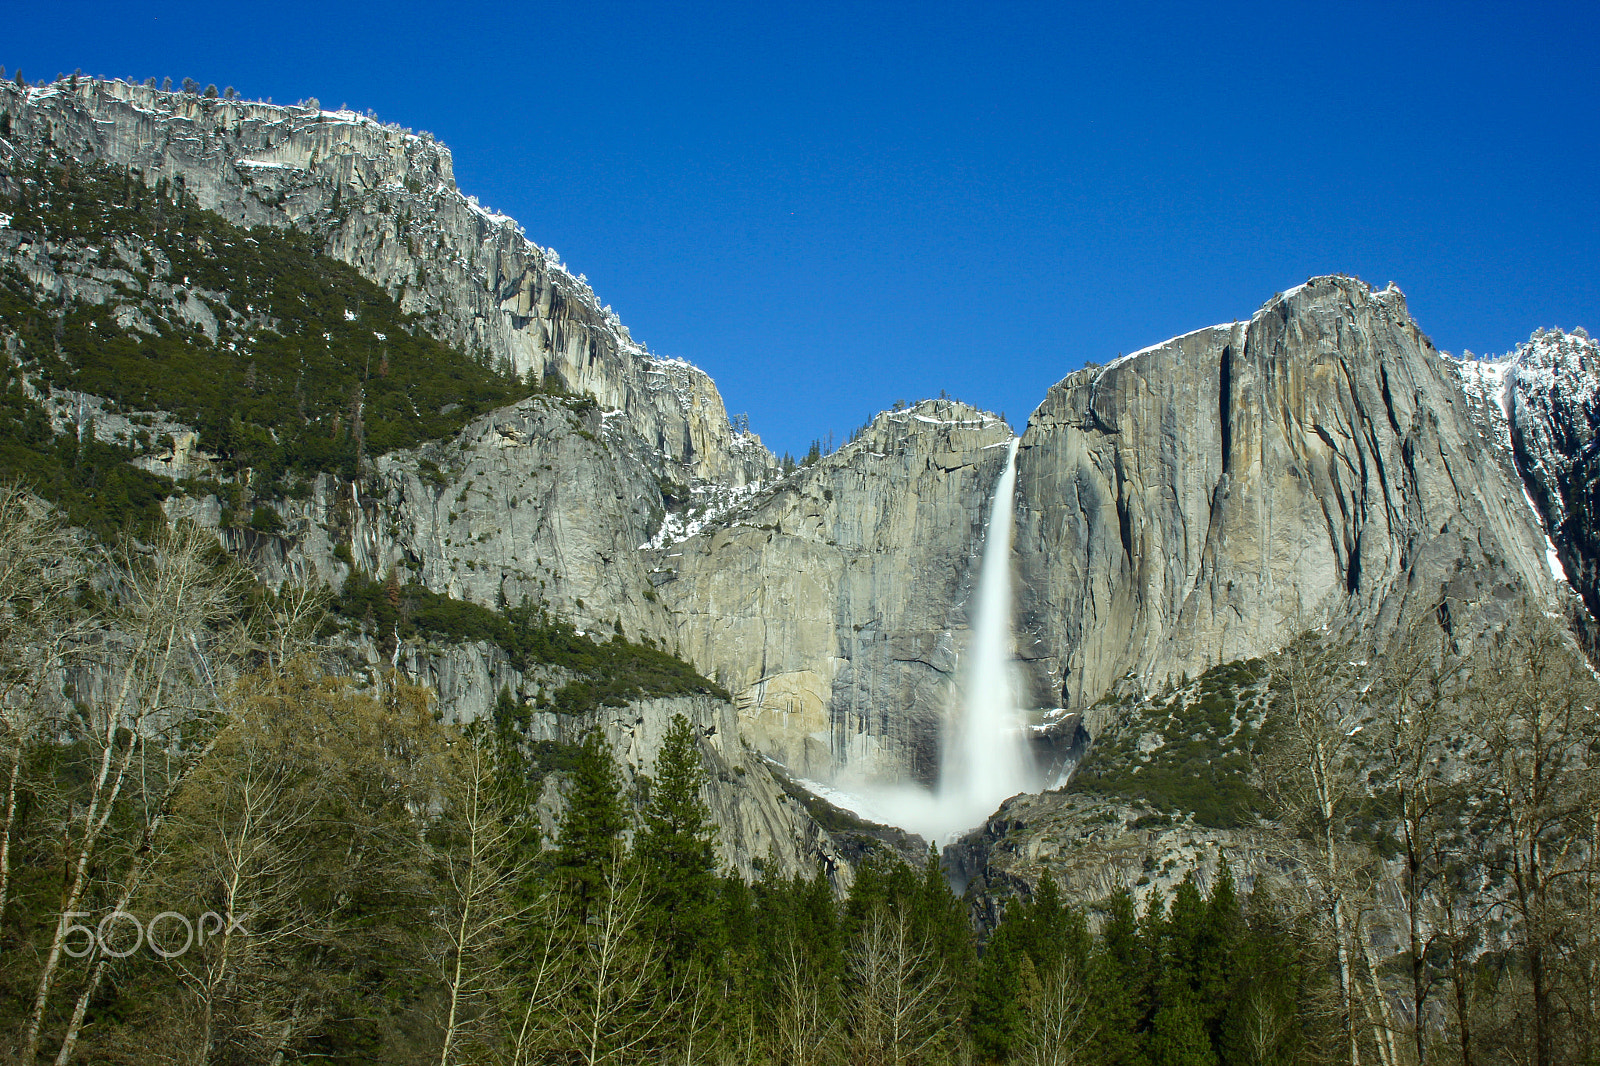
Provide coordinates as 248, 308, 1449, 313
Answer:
938, 436, 1038, 835
791, 432, 1042, 845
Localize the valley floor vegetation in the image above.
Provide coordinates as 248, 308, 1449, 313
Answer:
0, 479, 1597, 1066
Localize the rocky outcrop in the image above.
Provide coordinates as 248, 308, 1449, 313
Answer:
943, 790, 1271, 928
1014, 276, 1561, 720
654, 400, 1014, 784
1482, 329, 1600, 621
195, 392, 679, 639
0, 77, 775, 489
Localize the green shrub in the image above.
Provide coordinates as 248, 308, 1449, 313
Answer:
1071, 658, 1266, 828
248, 506, 284, 534
328, 572, 727, 717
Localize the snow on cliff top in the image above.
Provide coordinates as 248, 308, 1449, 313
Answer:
1094, 321, 1238, 381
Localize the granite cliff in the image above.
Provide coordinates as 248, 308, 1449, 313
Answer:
653, 400, 1015, 785
1014, 276, 1565, 728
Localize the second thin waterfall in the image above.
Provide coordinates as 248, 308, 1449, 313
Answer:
938, 436, 1037, 833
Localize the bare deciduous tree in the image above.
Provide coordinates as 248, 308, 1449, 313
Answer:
434, 731, 537, 1066
0, 485, 81, 923
152, 663, 332, 1065
1014, 958, 1096, 1066
769, 939, 837, 1066
1366, 614, 1463, 1066
844, 905, 954, 1066
1255, 630, 1371, 1066
1464, 607, 1600, 1066
25, 521, 248, 1065
554, 855, 678, 1066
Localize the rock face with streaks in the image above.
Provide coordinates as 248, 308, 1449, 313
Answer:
1012, 276, 1562, 727
206, 393, 678, 640
654, 400, 1015, 784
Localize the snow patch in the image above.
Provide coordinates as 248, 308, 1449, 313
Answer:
1095, 321, 1236, 381
913, 413, 989, 426
1547, 544, 1568, 583
641, 479, 766, 550
1454, 355, 1514, 455
464, 194, 518, 230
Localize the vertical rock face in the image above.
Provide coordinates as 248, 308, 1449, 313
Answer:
1495, 329, 1600, 619
1014, 276, 1560, 718
654, 401, 1014, 783
2, 78, 775, 488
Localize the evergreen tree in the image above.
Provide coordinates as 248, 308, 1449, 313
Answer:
797, 865, 844, 980
553, 727, 625, 923
1148, 976, 1219, 1066
635, 713, 719, 971
970, 924, 1023, 1060
1088, 890, 1152, 1066
914, 846, 973, 973
1219, 880, 1300, 1066
1197, 864, 1242, 1041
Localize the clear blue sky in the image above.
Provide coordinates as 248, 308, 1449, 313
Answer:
10, 1, 1598, 457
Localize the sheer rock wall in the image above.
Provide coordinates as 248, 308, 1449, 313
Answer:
1014, 276, 1559, 728
654, 400, 1014, 784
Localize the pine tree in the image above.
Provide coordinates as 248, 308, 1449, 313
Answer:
634, 713, 719, 972
1149, 976, 1219, 1066
1163, 874, 1207, 986
1197, 864, 1242, 1041
970, 925, 1023, 1060
1219, 880, 1299, 1066
553, 728, 626, 923
1088, 890, 1152, 1066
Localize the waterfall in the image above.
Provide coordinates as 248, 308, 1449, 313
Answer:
936, 436, 1036, 835
803, 436, 1038, 845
